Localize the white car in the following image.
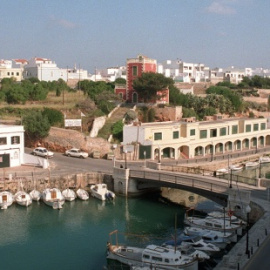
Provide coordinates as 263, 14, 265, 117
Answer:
65, 148, 88, 159
32, 147, 54, 158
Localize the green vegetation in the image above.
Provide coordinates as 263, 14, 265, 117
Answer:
133, 72, 173, 102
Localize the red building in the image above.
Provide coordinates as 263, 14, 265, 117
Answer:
115, 54, 169, 104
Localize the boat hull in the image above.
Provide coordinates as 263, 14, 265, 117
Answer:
0, 191, 13, 210
15, 191, 32, 207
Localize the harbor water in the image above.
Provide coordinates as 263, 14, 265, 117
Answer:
1, 162, 269, 270
0, 191, 218, 270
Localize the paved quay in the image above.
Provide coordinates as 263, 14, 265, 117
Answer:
215, 193, 270, 270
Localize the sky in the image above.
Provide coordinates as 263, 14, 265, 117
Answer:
1, 0, 269, 73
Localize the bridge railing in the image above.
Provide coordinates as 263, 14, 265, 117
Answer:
129, 170, 228, 193
159, 165, 257, 186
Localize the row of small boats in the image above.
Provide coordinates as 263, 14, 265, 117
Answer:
216, 155, 270, 175
107, 210, 245, 270
0, 183, 115, 210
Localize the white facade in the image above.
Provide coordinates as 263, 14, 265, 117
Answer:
0, 59, 24, 82
123, 117, 270, 160
0, 125, 24, 167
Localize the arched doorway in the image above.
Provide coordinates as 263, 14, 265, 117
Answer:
225, 141, 233, 152
242, 139, 249, 150
162, 147, 175, 159
132, 92, 138, 103
194, 146, 203, 157
179, 146, 189, 159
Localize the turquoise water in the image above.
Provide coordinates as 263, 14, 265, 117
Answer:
0, 193, 196, 270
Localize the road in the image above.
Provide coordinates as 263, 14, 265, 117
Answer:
23, 148, 144, 178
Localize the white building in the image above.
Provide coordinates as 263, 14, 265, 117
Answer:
0, 125, 24, 167
123, 116, 270, 160
0, 59, 24, 82
23, 57, 67, 82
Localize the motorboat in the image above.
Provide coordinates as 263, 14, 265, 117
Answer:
229, 164, 244, 171
245, 161, 259, 168
90, 183, 115, 201
0, 191, 14, 210
164, 243, 210, 262
107, 242, 198, 270
184, 214, 243, 236
42, 188, 65, 209
163, 234, 220, 255
62, 188, 76, 202
14, 191, 32, 207
207, 210, 245, 226
259, 156, 270, 164
76, 188, 89, 200
184, 226, 237, 244
215, 168, 229, 176
29, 189, 41, 201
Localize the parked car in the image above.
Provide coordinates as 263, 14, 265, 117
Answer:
65, 148, 88, 159
32, 147, 54, 158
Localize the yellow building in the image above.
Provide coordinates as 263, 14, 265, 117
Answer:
123, 117, 270, 160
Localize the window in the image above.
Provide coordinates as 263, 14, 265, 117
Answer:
190, 129, 195, 136
210, 129, 217, 137
11, 136, 20, 144
152, 256, 162, 262
261, 123, 266, 130
132, 66, 138, 76
7, 72, 10, 76
0, 137, 7, 145
143, 255, 150, 259
254, 124, 259, 131
173, 131, 179, 139
232, 125, 238, 134
154, 132, 162, 140
246, 124, 251, 132
200, 130, 207, 139
16, 72, 19, 76
220, 127, 226, 136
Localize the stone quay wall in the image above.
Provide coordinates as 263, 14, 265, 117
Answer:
0, 172, 114, 193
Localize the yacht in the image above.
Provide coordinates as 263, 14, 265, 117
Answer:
76, 188, 89, 200
184, 227, 232, 249
29, 189, 41, 201
62, 188, 76, 202
90, 183, 115, 201
245, 161, 259, 168
0, 191, 13, 210
163, 234, 220, 255
259, 156, 270, 164
14, 191, 32, 207
184, 214, 243, 236
107, 242, 198, 270
42, 188, 65, 209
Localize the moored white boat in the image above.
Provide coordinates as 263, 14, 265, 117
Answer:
76, 188, 89, 200
163, 234, 220, 255
14, 191, 32, 207
184, 214, 243, 236
215, 168, 229, 176
259, 156, 270, 164
229, 164, 244, 171
62, 188, 76, 202
107, 242, 198, 270
42, 188, 65, 209
90, 183, 115, 201
207, 210, 245, 226
245, 161, 259, 168
184, 226, 237, 244
0, 191, 13, 210
29, 189, 41, 201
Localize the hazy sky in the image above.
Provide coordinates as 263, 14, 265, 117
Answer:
1, 0, 269, 73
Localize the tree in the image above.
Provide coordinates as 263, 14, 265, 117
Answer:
115, 78, 126, 85
112, 120, 124, 141
22, 111, 51, 141
133, 72, 173, 102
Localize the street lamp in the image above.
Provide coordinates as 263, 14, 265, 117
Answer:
211, 142, 214, 162
124, 150, 127, 169
245, 204, 251, 257
143, 151, 146, 168
158, 146, 161, 164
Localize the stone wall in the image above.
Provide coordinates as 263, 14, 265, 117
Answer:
43, 127, 111, 158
